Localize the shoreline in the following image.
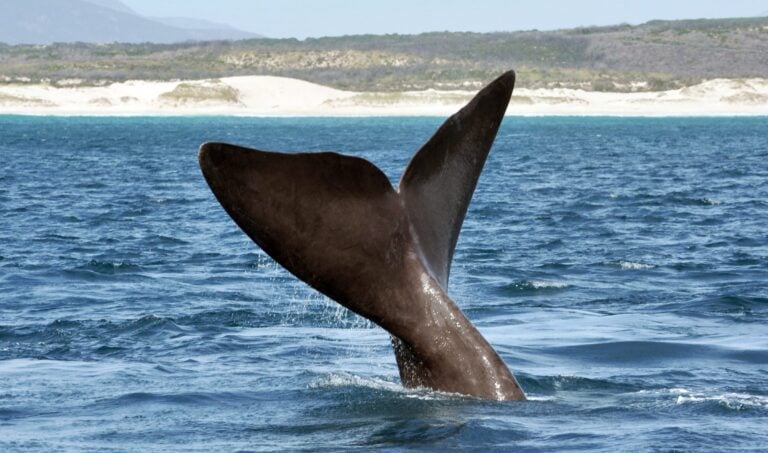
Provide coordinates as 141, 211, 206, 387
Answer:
1, 75, 767, 117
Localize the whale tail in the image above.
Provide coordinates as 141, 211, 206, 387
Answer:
199, 71, 525, 400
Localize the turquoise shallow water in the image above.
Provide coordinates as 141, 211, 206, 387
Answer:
1, 116, 767, 451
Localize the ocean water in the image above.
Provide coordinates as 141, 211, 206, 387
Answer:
1, 115, 767, 451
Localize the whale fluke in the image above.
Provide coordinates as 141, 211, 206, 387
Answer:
199, 71, 525, 401
400, 70, 514, 288
199, 144, 410, 326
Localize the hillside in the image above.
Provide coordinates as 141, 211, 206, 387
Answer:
0, 0, 259, 45
1, 16, 767, 91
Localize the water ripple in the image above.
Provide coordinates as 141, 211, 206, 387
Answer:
1, 116, 767, 450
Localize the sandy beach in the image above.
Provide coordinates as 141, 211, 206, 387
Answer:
1, 75, 767, 116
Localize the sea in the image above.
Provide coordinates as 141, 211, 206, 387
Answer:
1, 115, 767, 451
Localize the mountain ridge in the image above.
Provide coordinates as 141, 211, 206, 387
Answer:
83, 0, 137, 15
0, 0, 260, 44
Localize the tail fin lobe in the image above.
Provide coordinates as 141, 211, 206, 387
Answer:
398, 71, 515, 288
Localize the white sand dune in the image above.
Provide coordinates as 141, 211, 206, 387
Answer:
1, 75, 767, 116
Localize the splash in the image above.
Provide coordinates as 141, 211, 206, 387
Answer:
308, 373, 465, 401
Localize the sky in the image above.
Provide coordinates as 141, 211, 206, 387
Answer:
123, 0, 767, 39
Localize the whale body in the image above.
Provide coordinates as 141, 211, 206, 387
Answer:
199, 71, 526, 401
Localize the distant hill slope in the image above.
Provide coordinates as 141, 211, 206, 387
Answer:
0, 0, 260, 44
83, 0, 137, 15
150, 17, 263, 41
1, 16, 766, 92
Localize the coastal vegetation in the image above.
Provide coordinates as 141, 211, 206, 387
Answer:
158, 81, 241, 104
0, 16, 766, 92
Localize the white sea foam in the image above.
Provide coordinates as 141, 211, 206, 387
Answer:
525, 395, 558, 402
612, 260, 655, 270
528, 280, 570, 289
669, 387, 690, 395
672, 388, 768, 409
309, 372, 403, 392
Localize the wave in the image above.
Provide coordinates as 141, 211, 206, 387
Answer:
543, 340, 768, 367
619, 192, 724, 207
518, 374, 640, 394
0, 307, 375, 362
684, 197, 722, 206
727, 252, 765, 267
496, 279, 571, 297
604, 260, 656, 270
91, 390, 260, 409
112, 314, 185, 337
176, 309, 275, 329
542, 341, 722, 365
308, 373, 464, 401
80, 260, 141, 272
309, 373, 402, 393
669, 261, 714, 271
672, 388, 768, 411
0, 315, 185, 361
62, 260, 148, 281
696, 295, 768, 322
146, 234, 189, 246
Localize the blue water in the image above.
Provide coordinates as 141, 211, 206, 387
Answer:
1, 115, 767, 451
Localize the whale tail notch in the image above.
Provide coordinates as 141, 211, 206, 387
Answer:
198, 71, 523, 400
